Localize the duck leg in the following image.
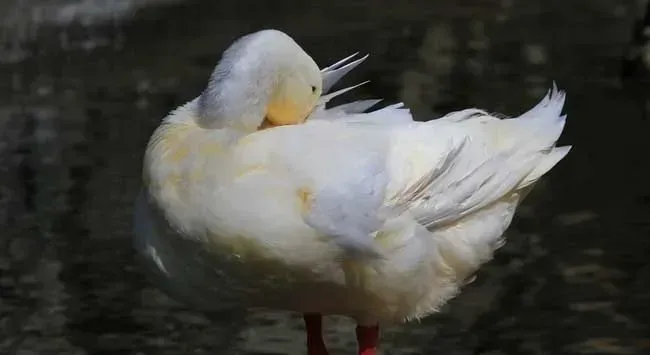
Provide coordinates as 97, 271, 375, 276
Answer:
356, 324, 380, 355
303, 313, 329, 355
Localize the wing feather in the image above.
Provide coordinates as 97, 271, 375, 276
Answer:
291, 57, 569, 263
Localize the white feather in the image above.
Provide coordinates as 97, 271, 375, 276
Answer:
321, 53, 369, 93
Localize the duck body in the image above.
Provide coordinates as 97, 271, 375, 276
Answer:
135, 84, 569, 324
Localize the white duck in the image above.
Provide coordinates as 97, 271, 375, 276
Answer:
134, 29, 570, 355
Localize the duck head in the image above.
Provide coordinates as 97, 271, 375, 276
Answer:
197, 29, 323, 131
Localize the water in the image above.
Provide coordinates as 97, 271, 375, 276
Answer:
1, 0, 649, 354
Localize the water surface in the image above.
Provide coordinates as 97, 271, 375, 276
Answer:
1, 1, 649, 354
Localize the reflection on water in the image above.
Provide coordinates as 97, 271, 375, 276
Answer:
1, 0, 649, 354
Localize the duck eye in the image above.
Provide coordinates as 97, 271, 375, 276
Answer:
311, 85, 317, 94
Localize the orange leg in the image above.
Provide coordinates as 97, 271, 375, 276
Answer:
356, 324, 380, 355
303, 313, 329, 355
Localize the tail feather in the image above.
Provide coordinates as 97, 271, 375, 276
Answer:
393, 84, 570, 228
519, 145, 571, 188
499, 84, 568, 152
518, 82, 566, 120
507, 84, 570, 187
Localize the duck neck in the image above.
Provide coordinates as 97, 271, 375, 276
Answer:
196, 53, 279, 132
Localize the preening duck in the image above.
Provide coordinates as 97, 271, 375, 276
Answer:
134, 29, 571, 355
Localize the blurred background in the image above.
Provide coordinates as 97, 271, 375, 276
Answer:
1, 0, 649, 354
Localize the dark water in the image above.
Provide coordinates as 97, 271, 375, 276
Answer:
1, 0, 649, 354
